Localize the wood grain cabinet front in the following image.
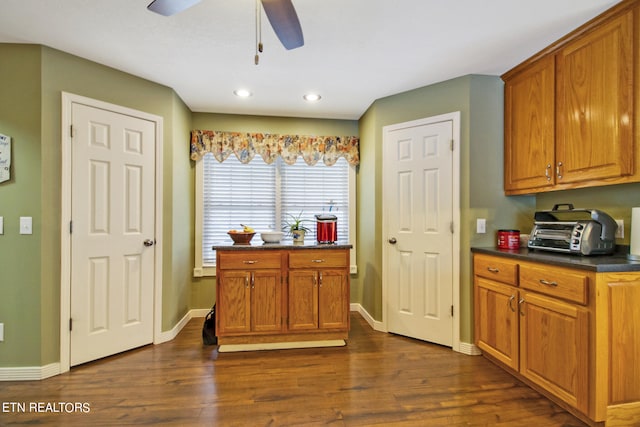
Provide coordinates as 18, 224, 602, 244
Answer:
216, 252, 283, 336
215, 247, 351, 345
288, 249, 350, 332
474, 253, 640, 426
502, 2, 638, 195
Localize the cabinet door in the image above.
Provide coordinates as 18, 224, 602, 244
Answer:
504, 54, 556, 193
251, 270, 283, 333
519, 291, 589, 413
318, 270, 349, 330
556, 10, 633, 184
288, 270, 319, 331
474, 277, 519, 370
217, 270, 251, 335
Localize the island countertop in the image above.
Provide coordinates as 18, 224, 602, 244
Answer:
471, 246, 640, 272
213, 241, 353, 251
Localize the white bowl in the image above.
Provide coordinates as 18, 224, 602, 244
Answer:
260, 231, 283, 243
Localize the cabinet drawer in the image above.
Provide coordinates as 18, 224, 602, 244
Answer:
218, 251, 282, 270
474, 254, 519, 285
289, 250, 348, 269
519, 263, 589, 305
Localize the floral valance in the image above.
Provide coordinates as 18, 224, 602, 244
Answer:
190, 130, 359, 166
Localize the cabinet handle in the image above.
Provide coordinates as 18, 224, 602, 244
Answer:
311, 259, 325, 263
245, 275, 249, 288
251, 273, 255, 289
545, 163, 551, 181
319, 271, 323, 287
313, 274, 317, 286
518, 298, 525, 316
556, 162, 563, 180
487, 267, 499, 273
243, 260, 258, 264
508, 295, 516, 312
539, 279, 558, 287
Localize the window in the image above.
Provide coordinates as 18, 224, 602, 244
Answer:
195, 153, 356, 276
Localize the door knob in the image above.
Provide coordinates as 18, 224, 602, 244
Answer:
388, 237, 397, 244
143, 239, 155, 247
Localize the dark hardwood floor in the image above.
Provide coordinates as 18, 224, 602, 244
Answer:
0, 313, 587, 426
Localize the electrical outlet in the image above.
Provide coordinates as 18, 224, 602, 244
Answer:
0, 323, 4, 342
477, 218, 486, 234
615, 219, 624, 239
0, 216, 3, 234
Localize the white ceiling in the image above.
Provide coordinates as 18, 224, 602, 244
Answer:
0, 0, 621, 120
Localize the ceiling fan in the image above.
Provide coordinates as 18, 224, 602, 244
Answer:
147, 0, 304, 50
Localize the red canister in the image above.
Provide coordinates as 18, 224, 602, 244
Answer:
316, 214, 337, 244
497, 229, 520, 249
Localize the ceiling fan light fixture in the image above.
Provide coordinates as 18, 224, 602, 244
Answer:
234, 89, 253, 98
303, 93, 321, 102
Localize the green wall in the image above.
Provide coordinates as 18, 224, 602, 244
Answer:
356, 75, 535, 343
0, 45, 43, 366
0, 44, 193, 367
189, 113, 359, 309
537, 183, 640, 243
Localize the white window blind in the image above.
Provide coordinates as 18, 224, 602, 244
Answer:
202, 154, 350, 265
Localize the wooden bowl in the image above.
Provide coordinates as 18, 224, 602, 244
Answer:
227, 232, 255, 244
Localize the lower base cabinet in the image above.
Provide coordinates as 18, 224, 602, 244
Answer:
474, 253, 640, 426
216, 247, 350, 345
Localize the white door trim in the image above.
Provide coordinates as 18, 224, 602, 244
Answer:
60, 92, 164, 373
381, 111, 461, 352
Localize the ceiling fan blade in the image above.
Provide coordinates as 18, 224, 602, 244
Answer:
147, 0, 201, 16
260, 0, 304, 50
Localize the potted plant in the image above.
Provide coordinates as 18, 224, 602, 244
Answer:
284, 212, 311, 243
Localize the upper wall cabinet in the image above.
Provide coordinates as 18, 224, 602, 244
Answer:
502, 1, 638, 195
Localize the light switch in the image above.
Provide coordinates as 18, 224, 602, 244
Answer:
20, 216, 32, 235
0, 323, 3, 341
0, 216, 3, 234
477, 218, 486, 234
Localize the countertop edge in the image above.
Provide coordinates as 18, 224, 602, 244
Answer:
213, 242, 353, 251
471, 246, 640, 272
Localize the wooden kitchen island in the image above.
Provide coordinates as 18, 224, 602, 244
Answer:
213, 242, 352, 352
472, 247, 640, 427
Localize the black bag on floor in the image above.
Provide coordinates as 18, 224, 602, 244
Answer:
202, 304, 217, 345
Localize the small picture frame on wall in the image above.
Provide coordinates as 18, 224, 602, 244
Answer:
0, 133, 10, 183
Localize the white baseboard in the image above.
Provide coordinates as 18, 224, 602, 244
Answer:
1, 308, 210, 381
458, 341, 482, 356
0, 363, 60, 381
350, 303, 481, 356
155, 308, 210, 344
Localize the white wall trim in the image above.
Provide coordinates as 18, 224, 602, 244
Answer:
350, 303, 385, 332
155, 308, 209, 344
381, 111, 462, 352
60, 92, 164, 374
0, 363, 61, 381
458, 342, 482, 356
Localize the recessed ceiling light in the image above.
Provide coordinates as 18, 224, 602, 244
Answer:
234, 89, 252, 98
303, 93, 321, 102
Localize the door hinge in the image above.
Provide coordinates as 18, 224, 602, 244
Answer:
69, 220, 73, 234
450, 221, 454, 234
69, 318, 73, 331
450, 305, 454, 317
450, 139, 454, 151
70, 125, 75, 138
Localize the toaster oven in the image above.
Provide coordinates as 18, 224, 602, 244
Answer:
528, 204, 617, 255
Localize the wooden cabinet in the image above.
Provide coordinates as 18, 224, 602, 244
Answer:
503, 2, 637, 195
215, 246, 351, 346
504, 55, 555, 192
473, 252, 640, 426
519, 290, 590, 414
288, 250, 350, 331
217, 251, 283, 336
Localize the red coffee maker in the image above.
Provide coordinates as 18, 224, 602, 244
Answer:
315, 214, 337, 244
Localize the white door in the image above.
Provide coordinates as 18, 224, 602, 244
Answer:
70, 102, 156, 366
384, 117, 455, 347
